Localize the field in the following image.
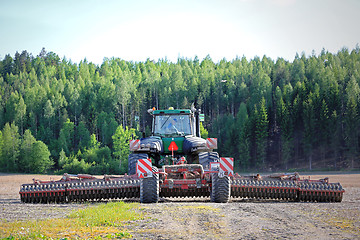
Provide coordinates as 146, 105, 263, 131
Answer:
0, 173, 359, 239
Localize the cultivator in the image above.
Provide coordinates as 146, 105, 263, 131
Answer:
19, 167, 344, 203
19, 173, 140, 203
19, 107, 345, 204
230, 173, 344, 202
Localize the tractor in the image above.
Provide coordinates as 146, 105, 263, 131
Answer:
127, 106, 232, 203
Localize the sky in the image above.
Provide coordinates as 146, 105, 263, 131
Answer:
0, 0, 359, 65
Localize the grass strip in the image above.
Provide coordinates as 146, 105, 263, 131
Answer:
0, 201, 141, 239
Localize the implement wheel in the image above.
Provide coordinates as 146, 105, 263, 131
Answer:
211, 173, 231, 203
140, 167, 159, 203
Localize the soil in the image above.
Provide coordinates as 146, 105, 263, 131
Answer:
1, 172, 359, 239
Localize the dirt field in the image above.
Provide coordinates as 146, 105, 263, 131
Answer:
1, 172, 359, 239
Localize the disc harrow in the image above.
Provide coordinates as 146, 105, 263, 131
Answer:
19, 172, 344, 203
230, 174, 344, 202
19, 174, 140, 203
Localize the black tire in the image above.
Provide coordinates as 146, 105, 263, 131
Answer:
186, 153, 199, 164
211, 173, 231, 203
199, 152, 219, 170
140, 167, 159, 203
128, 153, 148, 175
183, 137, 206, 155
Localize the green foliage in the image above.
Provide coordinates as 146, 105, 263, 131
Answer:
58, 118, 75, 155
0, 47, 360, 173
0, 124, 52, 173
19, 129, 36, 172
0, 123, 20, 171
29, 141, 53, 173
236, 103, 250, 170
254, 98, 269, 169
61, 156, 92, 174
200, 122, 208, 139
76, 121, 91, 150
58, 149, 68, 168
112, 125, 136, 173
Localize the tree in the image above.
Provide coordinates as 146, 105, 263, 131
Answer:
112, 125, 136, 173
319, 99, 330, 161
58, 149, 69, 168
200, 122, 208, 139
254, 98, 269, 169
281, 102, 293, 170
19, 130, 36, 172
17, 96, 26, 135
236, 103, 250, 170
76, 121, 91, 151
344, 75, 360, 168
1, 54, 13, 77
44, 100, 54, 129
344, 97, 359, 168
5, 92, 26, 132
0, 131, 3, 168
30, 141, 53, 173
0, 123, 20, 171
303, 94, 317, 170
0, 47, 359, 173
58, 119, 75, 155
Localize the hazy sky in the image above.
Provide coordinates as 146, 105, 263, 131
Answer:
0, 0, 359, 64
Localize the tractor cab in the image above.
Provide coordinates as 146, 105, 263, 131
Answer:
152, 109, 194, 137
128, 107, 213, 171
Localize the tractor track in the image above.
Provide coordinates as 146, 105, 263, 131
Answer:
1, 173, 360, 239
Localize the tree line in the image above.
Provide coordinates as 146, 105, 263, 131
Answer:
0, 47, 359, 174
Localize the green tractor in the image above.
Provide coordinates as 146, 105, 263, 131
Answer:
128, 106, 219, 174
127, 106, 232, 203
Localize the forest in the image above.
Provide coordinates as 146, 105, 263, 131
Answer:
0, 47, 359, 174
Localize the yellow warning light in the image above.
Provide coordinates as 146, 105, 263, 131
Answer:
169, 107, 174, 110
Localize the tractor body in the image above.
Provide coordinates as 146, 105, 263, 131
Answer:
128, 108, 218, 174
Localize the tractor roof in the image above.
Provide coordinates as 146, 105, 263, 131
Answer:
152, 109, 192, 115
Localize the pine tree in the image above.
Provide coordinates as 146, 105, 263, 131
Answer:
344, 75, 360, 168
236, 103, 250, 170
254, 98, 269, 169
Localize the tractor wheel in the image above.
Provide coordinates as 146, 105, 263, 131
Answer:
140, 167, 159, 203
128, 153, 148, 175
199, 152, 219, 170
211, 173, 231, 203
186, 153, 199, 164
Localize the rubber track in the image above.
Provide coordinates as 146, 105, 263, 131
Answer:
231, 179, 344, 202
20, 179, 140, 203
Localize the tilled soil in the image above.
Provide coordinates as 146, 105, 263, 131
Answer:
1, 173, 359, 239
